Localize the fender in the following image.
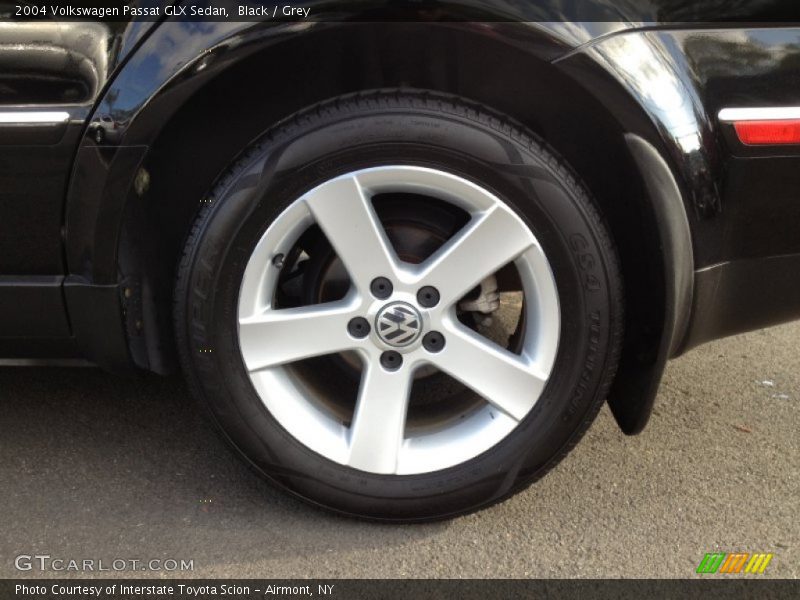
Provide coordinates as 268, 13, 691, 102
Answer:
63, 9, 703, 434
553, 31, 725, 433
63, 10, 604, 371
64, 16, 626, 283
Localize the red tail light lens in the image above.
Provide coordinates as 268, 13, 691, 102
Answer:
733, 120, 800, 145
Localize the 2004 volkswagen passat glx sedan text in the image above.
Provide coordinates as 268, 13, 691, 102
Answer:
2, 1, 800, 520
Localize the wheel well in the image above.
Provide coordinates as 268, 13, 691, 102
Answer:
120, 24, 666, 423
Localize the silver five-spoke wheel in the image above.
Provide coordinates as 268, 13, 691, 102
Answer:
237, 166, 560, 475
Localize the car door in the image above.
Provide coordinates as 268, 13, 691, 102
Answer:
0, 4, 160, 351
0, 9, 112, 345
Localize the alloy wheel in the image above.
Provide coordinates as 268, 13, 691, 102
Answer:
237, 165, 560, 475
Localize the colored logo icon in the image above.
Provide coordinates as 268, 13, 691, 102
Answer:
696, 552, 774, 574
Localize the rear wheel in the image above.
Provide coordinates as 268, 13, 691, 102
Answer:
174, 90, 623, 521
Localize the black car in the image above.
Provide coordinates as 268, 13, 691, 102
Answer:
2, 1, 800, 521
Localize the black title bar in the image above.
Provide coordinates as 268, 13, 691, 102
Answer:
4, 579, 800, 600
4, 0, 800, 23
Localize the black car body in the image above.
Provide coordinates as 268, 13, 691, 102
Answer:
2, 0, 800, 519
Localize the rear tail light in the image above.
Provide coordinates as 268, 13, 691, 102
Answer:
719, 108, 800, 146
733, 120, 800, 146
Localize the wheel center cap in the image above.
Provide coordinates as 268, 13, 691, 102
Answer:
375, 302, 423, 347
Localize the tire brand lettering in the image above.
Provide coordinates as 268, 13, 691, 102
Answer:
570, 233, 601, 292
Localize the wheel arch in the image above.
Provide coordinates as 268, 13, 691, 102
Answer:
65, 22, 694, 433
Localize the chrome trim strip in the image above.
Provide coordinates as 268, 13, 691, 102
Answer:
0, 111, 70, 124
719, 107, 800, 122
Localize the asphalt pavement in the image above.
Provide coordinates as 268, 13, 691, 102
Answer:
1, 322, 797, 579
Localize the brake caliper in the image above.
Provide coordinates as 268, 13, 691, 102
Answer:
458, 275, 501, 327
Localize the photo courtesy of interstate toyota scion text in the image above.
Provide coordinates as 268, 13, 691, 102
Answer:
2, 0, 800, 521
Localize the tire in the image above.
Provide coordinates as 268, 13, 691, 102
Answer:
174, 90, 623, 521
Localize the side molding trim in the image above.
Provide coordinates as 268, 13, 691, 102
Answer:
0, 111, 70, 124
719, 107, 800, 122
0, 109, 81, 145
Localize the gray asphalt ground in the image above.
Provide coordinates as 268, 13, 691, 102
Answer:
1, 322, 797, 579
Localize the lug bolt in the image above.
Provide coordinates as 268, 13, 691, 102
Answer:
370, 277, 393, 299
380, 350, 403, 371
422, 331, 446, 353
347, 317, 371, 338
417, 286, 440, 308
